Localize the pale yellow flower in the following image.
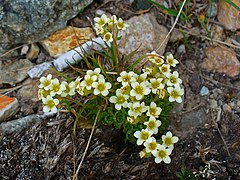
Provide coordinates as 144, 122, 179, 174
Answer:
94, 14, 109, 27
143, 137, 160, 154
128, 101, 147, 119
134, 129, 153, 145
144, 117, 162, 134
103, 32, 113, 43
152, 145, 172, 164
162, 131, 179, 149
92, 78, 112, 96
166, 54, 179, 67
167, 86, 184, 103
130, 82, 151, 100
42, 95, 59, 113
117, 18, 129, 30
166, 71, 182, 87
38, 74, 52, 90
109, 89, 129, 110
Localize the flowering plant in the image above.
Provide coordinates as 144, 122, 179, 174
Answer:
38, 14, 183, 164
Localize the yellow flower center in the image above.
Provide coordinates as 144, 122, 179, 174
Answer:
167, 58, 173, 64
151, 81, 160, 89
117, 21, 124, 29
52, 83, 60, 92
104, 33, 112, 41
98, 19, 106, 26
97, 83, 106, 92
155, 57, 163, 64
149, 107, 157, 116
85, 79, 93, 86
170, 90, 179, 99
148, 142, 157, 151
63, 84, 69, 93
164, 137, 173, 146
47, 100, 55, 109
135, 85, 144, 95
140, 131, 150, 141
161, 66, 168, 73
43, 80, 51, 87
170, 76, 177, 84
148, 121, 156, 129
123, 75, 131, 82
158, 150, 167, 158
116, 96, 125, 104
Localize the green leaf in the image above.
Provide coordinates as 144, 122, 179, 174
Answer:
225, 0, 240, 11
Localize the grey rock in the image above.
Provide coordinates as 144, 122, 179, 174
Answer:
0, 0, 93, 54
27, 62, 52, 78
118, 13, 168, 67
0, 112, 55, 135
181, 108, 208, 130
0, 59, 34, 85
177, 44, 186, 54
209, 99, 218, 109
200, 86, 209, 96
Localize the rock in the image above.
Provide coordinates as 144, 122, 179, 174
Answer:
169, 29, 185, 42
0, 113, 55, 135
118, 13, 168, 66
0, 0, 93, 55
202, 46, 240, 77
211, 24, 225, 42
200, 86, 209, 96
177, 44, 186, 54
188, 73, 202, 94
0, 59, 34, 85
223, 103, 232, 113
40, 26, 95, 58
21, 45, 29, 55
0, 95, 19, 122
209, 99, 218, 109
17, 79, 39, 102
217, 0, 240, 31
27, 62, 52, 78
207, 2, 218, 18
26, 43, 39, 60
181, 108, 208, 130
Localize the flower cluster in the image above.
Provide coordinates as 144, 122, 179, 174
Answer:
38, 68, 112, 113
109, 52, 183, 163
38, 13, 184, 165
94, 14, 129, 43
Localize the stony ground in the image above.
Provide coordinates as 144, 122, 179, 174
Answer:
0, 0, 240, 179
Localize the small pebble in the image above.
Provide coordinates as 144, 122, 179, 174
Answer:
95, 9, 107, 16
200, 86, 209, 96
177, 44, 186, 54
209, 99, 218, 109
223, 104, 232, 113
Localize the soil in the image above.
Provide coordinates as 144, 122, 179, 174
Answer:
1, 1, 240, 179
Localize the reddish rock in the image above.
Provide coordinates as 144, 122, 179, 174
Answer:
202, 46, 240, 77
217, 0, 240, 31
0, 95, 19, 122
40, 26, 95, 58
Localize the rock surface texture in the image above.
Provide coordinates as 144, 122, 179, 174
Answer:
118, 13, 168, 67
40, 26, 95, 58
0, 95, 19, 122
217, 0, 240, 31
0, 0, 93, 54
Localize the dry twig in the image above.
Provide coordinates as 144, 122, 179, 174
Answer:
156, 0, 187, 52
72, 109, 100, 180
212, 108, 230, 156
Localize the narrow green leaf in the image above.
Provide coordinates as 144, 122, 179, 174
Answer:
225, 0, 240, 11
